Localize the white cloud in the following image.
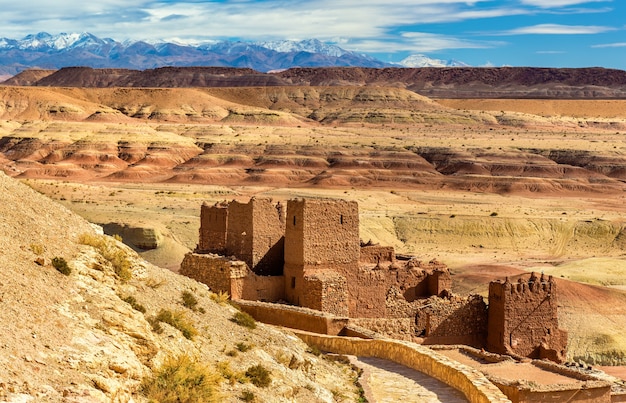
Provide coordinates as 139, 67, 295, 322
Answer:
400, 32, 500, 52
502, 23, 615, 35
520, 0, 609, 7
592, 42, 626, 48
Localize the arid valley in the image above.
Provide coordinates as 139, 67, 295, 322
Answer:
2, 67, 626, 401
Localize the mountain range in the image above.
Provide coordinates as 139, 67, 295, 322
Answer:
0, 32, 466, 77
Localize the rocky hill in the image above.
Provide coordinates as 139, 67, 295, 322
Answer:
5, 66, 626, 99
0, 170, 360, 402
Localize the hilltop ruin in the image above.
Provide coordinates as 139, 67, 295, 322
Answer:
180, 197, 567, 362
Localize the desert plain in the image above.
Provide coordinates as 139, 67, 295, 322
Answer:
2, 74, 626, 376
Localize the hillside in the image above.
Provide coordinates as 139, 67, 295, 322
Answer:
0, 171, 360, 402
6, 66, 626, 99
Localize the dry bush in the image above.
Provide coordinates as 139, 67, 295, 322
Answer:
154, 309, 198, 340
52, 257, 71, 276
216, 361, 247, 385
79, 232, 132, 282
231, 311, 256, 330
181, 290, 199, 311
245, 364, 271, 388
141, 354, 221, 403
121, 295, 146, 313
210, 290, 230, 305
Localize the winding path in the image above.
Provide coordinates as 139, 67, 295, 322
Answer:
349, 355, 469, 403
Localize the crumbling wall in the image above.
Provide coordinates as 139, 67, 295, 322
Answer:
348, 317, 416, 341
235, 300, 349, 335
179, 252, 245, 297
360, 245, 395, 264
179, 252, 284, 301
416, 295, 488, 348
198, 202, 228, 253
487, 273, 567, 362
303, 271, 349, 317
284, 198, 359, 270
224, 200, 255, 269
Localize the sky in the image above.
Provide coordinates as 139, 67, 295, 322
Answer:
1, 0, 625, 69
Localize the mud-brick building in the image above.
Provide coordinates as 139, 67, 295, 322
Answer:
180, 197, 567, 362
487, 273, 568, 362
181, 197, 450, 318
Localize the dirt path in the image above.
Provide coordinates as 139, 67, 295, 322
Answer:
348, 356, 468, 403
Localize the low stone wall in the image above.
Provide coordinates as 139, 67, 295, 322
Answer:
234, 300, 349, 335
432, 345, 613, 403
292, 331, 512, 403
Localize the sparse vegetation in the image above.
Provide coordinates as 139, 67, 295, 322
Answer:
236, 342, 252, 352
245, 364, 271, 388
78, 232, 132, 282
231, 311, 256, 330
210, 290, 230, 305
141, 354, 221, 403
240, 390, 255, 402
121, 295, 146, 313
30, 243, 44, 255
181, 290, 199, 311
153, 309, 198, 340
217, 361, 247, 385
52, 256, 71, 275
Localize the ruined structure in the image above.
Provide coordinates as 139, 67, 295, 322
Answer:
488, 273, 568, 362
180, 197, 567, 362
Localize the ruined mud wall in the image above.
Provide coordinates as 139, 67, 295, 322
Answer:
359, 245, 395, 264
198, 203, 227, 253
417, 295, 488, 348
348, 317, 416, 341
487, 275, 566, 361
180, 252, 243, 296
235, 300, 349, 335
303, 271, 349, 316
224, 200, 255, 270
284, 198, 359, 268
180, 252, 284, 301
222, 198, 284, 275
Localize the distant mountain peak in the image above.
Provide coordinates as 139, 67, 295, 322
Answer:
0, 32, 469, 77
398, 54, 469, 68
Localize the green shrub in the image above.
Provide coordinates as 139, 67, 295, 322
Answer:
236, 342, 252, 353
181, 290, 199, 311
141, 354, 221, 403
240, 390, 255, 402
155, 309, 198, 340
231, 311, 256, 330
122, 295, 146, 313
30, 243, 45, 255
245, 364, 271, 388
52, 257, 71, 275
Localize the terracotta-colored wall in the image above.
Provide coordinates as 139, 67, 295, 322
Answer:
198, 203, 227, 253
180, 252, 284, 301
250, 198, 284, 276
495, 382, 611, 403
225, 200, 255, 270
360, 245, 395, 264
235, 300, 349, 335
487, 275, 566, 361
303, 271, 349, 316
417, 295, 488, 348
179, 252, 243, 296
285, 198, 360, 268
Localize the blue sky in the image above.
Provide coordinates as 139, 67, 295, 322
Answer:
1, 0, 625, 68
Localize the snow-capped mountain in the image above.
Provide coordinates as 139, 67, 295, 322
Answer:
0, 32, 468, 77
254, 39, 349, 57
398, 54, 469, 68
